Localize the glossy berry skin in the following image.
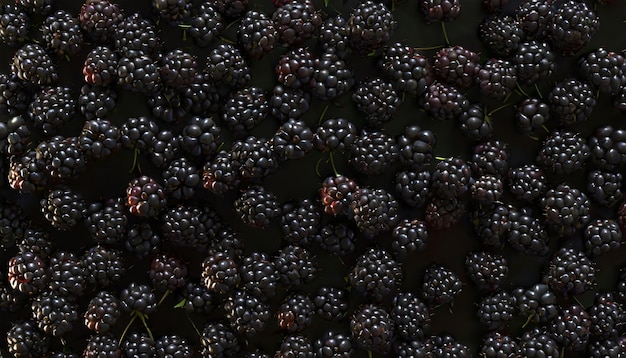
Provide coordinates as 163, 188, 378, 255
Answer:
126, 176, 167, 218
350, 304, 395, 354
349, 247, 402, 303
546, 247, 596, 297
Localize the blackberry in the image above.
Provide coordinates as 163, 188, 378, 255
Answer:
421, 264, 462, 306
274, 244, 317, 287
47, 251, 85, 297
584, 219, 622, 257
31, 290, 78, 336
346, 1, 396, 54
162, 157, 200, 201
8, 149, 50, 193
202, 150, 241, 194
379, 42, 434, 97
349, 247, 402, 302
277, 292, 314, 332
152, 0, 191, 24
0, 200, 29, 249
396, 125, 436, 170
17, 227, 53, 258
480, 332, 521, 358
209, 225, 243, 258
537, 129, 590, 175
318, 15, 351, 59
126, 176, 167, 218
313, 52, 355, 101
430, 335, 471, 357
548, 0, 599, 56
7, 320, 50, 357
230, 136, 279, 180
470, 174, 503, 205
276, 47, 316, 90
269, 85, 310, 122
213, 0, 248, 18
200, 322, 240, 357
41, 10, 84, 57
588, 339, 625, 358
350, 304, 395, 354
433, 45, 481, 89
272, 0, 322, 46
205, 44, 250, 90
587, 169, 623, 208
8, 251, 48, 296
149, 252, 188, 292
514, 97, 551, 133
430, 157, 472, 199
12, 43, 59, 85
420, 0, 461, 23
0, 5, 29, 47
201, 250, 240, 294
419, 81, 469, 121
477, 290, 515, 331
272, 119, 314, 161
515, 0, 553, 40
234, 185, 281, 229
188, 3, 224, 47
120, 116, 159, 151
425, 196, 465, 230
349, 129, 398, 175
313, 118, 358, 154
508, 164, 547, 203
117, 52, 162, 94
37, 136, 87, 180
391, 219, 428, 261
314, 221, 356, 256
78, 85, 118, 121
579, 47, 626, 95
125, 221, 161, 257
548, 304, 591, 352
29, 86, 75, 136
160, 49, 198, 92
313, 287, 349, 321
238, 10, 277, 60
83, 333, 121, 358
180, 116, 221, 159
458, 104, 492, 142
479, 15, 524, 58
588, 125, 626, 171
589, 292, 624, 339
223, 289, 270, 336
84, 290, 120, 334
471, 140, 509, 178
239, 252, 279, 300
78, 0, 125, 44
155, 335, 192, 358
40, 186, 86, 231
84, 46, 120, 88
121, 331, 156, 358
0, 73, 30, 116
477, 58, 517, 101
465, 251, 508, 292
351, 187, 400, 236
548, 78, 596, 126
518, 328, 560, 358
147, 88, 188, 124
507, 207, 550, 256
113, 12, 161, 58
541, 182, 591, 236
0, 281, 29, 313
391, 292, 431, 340
471, 200, 512, 247
280, 199, 320, 246
148, 129, 180, 169
545, 247, 596, 297
513, 40, 555, 86
80, 245, 125, 288
179, 281, 213, 314
79, 118, 121, 160
119, 282, 157, 314
314, 330, 354, 358
513, 283, 557, 325
275, 334, 313, 358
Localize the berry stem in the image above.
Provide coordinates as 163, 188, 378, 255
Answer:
487, 103, 512, 116
516, 83, 530, 97
157, 289, 171, 307
315, 156, 324, 177
521, 311, 535, 328
414, 45, 445, 51
184, 310, 202, 338
329, 151, 339, 177
534, 84, 543, 99
129, 147, 140, 174
318, 104, 329, 125
118, 312, 138, 346
441, 22, 450, 46
136, 311, 154, 341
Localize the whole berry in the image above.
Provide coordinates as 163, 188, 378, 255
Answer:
541, 183, 591, 236
545, 247, 596, 297
420, 0, 461, 23
350, 304, 395, 354
126, 176, 167, 218
349, 247, 402, 302
351, 187, 400, 236
421, 264, 462, 306
346, 1, 396, 54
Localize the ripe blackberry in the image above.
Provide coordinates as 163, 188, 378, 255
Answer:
162, 157, 200, 201
121, 331, 156, 357
471, 140, 509, 178
313, 118, 358, 154
430, 335, 470, 357
465, 251, 508, 292
8, 149, 49, 193
202, 150, 241, 194
152, 0, 191, 24
537, 129, 590, 175
155, 335, 192, 358
349, 129, 398, 175
41, 10, 83, 57
238, 10, 277, 60
394, 169, 431, 208
120, 116, 159, 151
548, 304, 591, 352
589, 292, 623, 339
117, 52, 162, 94
37, 136, 87, 181
12, 43, 59, 85
584, 219, 622, 257
269, 85, 310, 122
201, 250, 240, 294
188, 3, 224, 47
80, 245, 125, 288
209, 225, 243, 259
391, 219, 428, 261
513, 283, 557, 325
477, 290, 515, 331
352, 78, 400, 128
420, 0, 461, 23
430, 157, 472, 199
391, 292, 431, 340
83, 46, 118, 87
425, 196, 465, 231
149, 252, 188, 293
239, 252, 279, 300
351, 187, 400, 236
180, 116, 221, 160
31, 290, 78, 336
234, 185, 281, 229
470, 174, 503, 205
207, 44, 251, 91
47, 251, 85, 297
274, 244, 317, 287
421, 264, 462, 306
480, 332, 521, 358
313, 287, 348, 322
396, 126, 436, 170
548, 78, 596, 126
588, 125, 626, 171
78, 0, 125, 44
161, 204, 222, 249
548, 0, 599, 56
40, 186, 86, 231
507, 207, 550, 256
350, 304, 394, 354
8, 251, 48, 296
518, 328, 560, 358
346, 1, 396, 54
587, 169, 623, 208
588, 339, 625, 358
515, 0, 553, 40
349, 247, 402, 302
458, 103, 492, 142
276, 47, 316, 90
318, 15, 351, 59
79, 118, 121, 160
113, 12, 161, 58
579, 47, 626, 95
313, 52, 355, 101
223, 289, 270, 336
0, 73, 30, 116
0, 200, 28, 249
0, 280, 28, 313
314, 221, 356, 256
272, 119, 314, 161
83, 333, 121, 357
29, 86, 75, 136
119, 282, 157, 314
477, 58, 518, 101
17, 226, 52, 258
84, 290, 120, 334
160, 49, 198, 92
200, 322, 240, 357
319, 175, 358, 217
230, 136, 279, 180
514, 97, 551, 133
513, 40, 555, 86
272, 0, 321, 46
277, 292, 314, 333
419, 81, 469, 121
148, 129, 180, 169
472, 203, 512, 250
433, 45, 481, 89
125, 222, 161, 257
393, 339, 433, 357
126, 176, 167, 218
546, 247, 596, 297
78, 85, 118, 121
275, 334, 313, 358
314, 330, 354, 358
0, 5, 29, 47
7, 320, 50, 357
541, 182, 591, 236
379, 42, 434, 97
279, 199, 320, 246
479, 15, 524, 58
179, 281, 213, 314
508, 164, 547, 203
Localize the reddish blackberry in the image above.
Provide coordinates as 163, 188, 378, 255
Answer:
234, 185, 281, 229
349, 129, 398, 175
121, 331, 156, 357
425, 196, 465, 230
40, 186, 86, 231
420, 0, 461, 23
588, 125, 626, 171
391, 292, 431, 340
125, 222, 161, 257
579, 47, 626, 95
313, 118, 358, 154
119, 282, 157, 314
514, 97, 551, 133
541, 182, 591, 236
201, 250, 240, 294
188, 3, 224, 47
465, 251, 508, 292
84, 290, 120, 334
29, 86, 75, 136
269, 85, 310, 122
47, 251, 85, 298
113, 12, 161, 58
279, 199, 320, 246
508, 164, 547, 203
8, 149, 49, 193
349, 247, 402, 302
421, 264, 462, 306
537, 129, 590, 175
477, 58, 517, 101
587, 169, 623, 208
470, 174, 503, 205
149, 252, 188, 292
480, 332, 521, 358
117, 52, 162, 94
275, 334, 313, 358
313, 52, 355, 101
276, 47, 316, 90
223, 289, 270, 336
394, 169, 431, 208
0, 5, 29, 47
41, 10, 84, 57
548, 304, 591, 352
391, 219, 428, 261
160, 49, 198, 92
78, 85, 118, 121
78, 0, 125, 44
239, 252, 279, 300
80, 245, 125, 288
589, 292, 623, 340
379, 42, 434, 97
83, 333, 121, 357
479, 15, 524, 58
274, 244, 317, 287
546, 247, 596, 297
513, 40, 555, 86
162, 157, 200, 201
507, 207, 550, 256
179, 281, 213, 314
314, 330, 354, 358
351, 187, 400, 236
350, 304, 395, 354
202, 150, 241, 194
12, 43, 59, 85
515, 0, 553, 40
276, 292, 314, 333
477, 290, 515, 331
433, 45, 481, 89
352, 78, 400, 128
7, 320, 50, 357
513, 283, 557, 325
548, 78, 596, 126
272, 118, 314, 161
155, 335, 192, 358
272, 0, 322, 46
31, 291, 78, 336
419, 81, 469, 121
314, 221, 356, 256
313, 286, 348, 321
152, 0, 191, 24
584, 219, 622, 257
430, 157, 472, 199
548, 0, 599, 56
318, 15, 351, 59
230, 136, 279, 180
518, 328, 560, 358
126, 176, 167, 218
200, 322, 240, 357
8, 251, 48, 296
238, 10, 277, 60
346, 1, 396, 54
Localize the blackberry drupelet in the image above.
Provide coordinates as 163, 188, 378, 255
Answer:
40, 186, 86, 231
394, 169, 431, 208
275, 334, 314, 358
276, 47, 316, 90
230, 136, 279, 180
479, 15, 524, 58
238, 10, 277, 60
113, 12, 161, 58
239, 252, 279, 300
547, 78, 596, 126
84, 290, 120, 334
313, 118, 358, 154
345, 1, 396, 54
314, 330, 354, 358
513, 283, 557, 325
352, 77, 400, 128
277, 292, 314, 332
419, 81, 469, 121
41, 10, 84, 57
507, 207, 550, 256
350, 304, 395, 354
349, 247, 402, 302
546, 247, 596, 297
351, 187, 400, 236
508, 164, 546, 203
121, 331, 156, 358
548, 0, 599, 56
272, 0, 322, 46
272, 119, 314, 161
313, 51, 355, 101
477, 58, 517, 101
29, 86, 75, 136
515, 0, 553, 40
421, 264, 462, 306
205, 43, 250, 90
223, 289, 270, 336
588, 125, 626, 171
548, 304, 591, 352
274, 244, 317, 287
430, 157, 472, 199
433, 45, 481, 89
200, 322, 240, 357
7, 320, 50, 357
541, 182, 591, 236
162, 157, 200, 201
269, 85, 310, 122
12, 43, 59, 85
8, 251, 48, 295
188, 2, 224, 47
476, 290, 515, 331
201, 250, 240, 294
313, 287, 348, 322
515, 97, 550, 133
31, 290, 78, 336
470, 174, 503, 205
579, 47, 626, 95
420, 0, 461, 23
349, 129, 398, 175
0, 5, 29, 47
78, 85, 118, 121
318, 15, 351, 59
126, 176, 167, 218
391, 292, 431, 340
314, 221, 356, 256
149, 252, 188, 292
119, 282, 157, 314
513, 40, 555, 86
234, 185, 281, 229
587, 169, 623, 208
47, 250, 85, 298
80, 245, 125, 288
78, 0, 125, 44
379, 42, 434, 97
584, 219, 622, 257
465, 251, 508, 292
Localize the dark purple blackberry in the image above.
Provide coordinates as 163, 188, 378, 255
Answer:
8, 251, 48, 296
349, 129, 398, 175
515, 0, 553, 40
470, 200, 511, 247
0, 200, 28, 249
541, 182, 591, 236
579, 47, 626, 95
471, 140, 509, 178
12, 43, 59, 85
239, 252, 279, 300
430, 157, 472, 199
146, 88, 188, 124
465, 251, 508, 292
279, 199, 320, 246
269, 85, 310, 122
223, 289, 270, 336
120, 116, 159, 151
275, 334, 313, 358
84, 290, 120, 334
29, 86, 75, 136
78, 0, 125, 44
313, 118, 358, 154
0, 281, 28, 313
272, 119, 314, 161
31, 290, 78, 336
155, 334, 192, 358
589, 292, 624, 340
41, 10, 83, 57
17, 227, 52, 258
319, 175, 358, 216
200, 322, 240, 357
548, 0, 599, 56
458, 104, 492, 142
274, 244, 317, 287
477, 290, 515, 331
83, 333, 121, 357
153, 0, 191, 24
0, 73, 30, 116
230, 136, 279, 181
78, 85, 118, 121
148, 129, 180, 169
125, 222, 161, 257
379, 42, 434, 97
162, 157, 200, 201
8, 149, 49, 193
513, 283, 557, 325
420, 0, 461, 23
272, 0, 321, 46
149, 252, 188, 293
113, 12, 161, 58
180, 116, 221, 160
396, 125, 436, 170
160, 49, 198, 92
391, 219, 428, 261
433, 45, 481, 89
588, 125, 626, 171
80, 245, 125, 288
79, 118, 121, 160
391, 292, 431, 340
548, 78, 596, 126
277, 292, 314, 333
188, 3, 224, 47
276, 47, 316, 90
477, 58, 518, 101
313, 287, 348, 322
588, 339, 625, 358
0, 5, 29, 47
587, 169, 623, 208
393, 339, 433, 357
421, 264, 462, 306
212, 225, 245, 257
351, 187, 400, 236
202, 150, 241, 194
479, 15, 524, 58
546, 247, 596, 297
37, 136, 87, 181
47, 251, 85, 298
515, 97, 550, 133
314, 221, 356, 256
213, 0, 248, 18
119, 282, 157, 314
346, 1, 396, 54
121, 331, 156, 358
419, 81, 469, 121
117, 52, 162, 94
201, 250, 240, 294
519, 328, 560, 358
234, 185, 281, 229
179, 281, 213, 314
394, 169, 430, 209
584, 219, 622, 257
430, 335, 470, 357
352, 77, 400, 128
223, 86, 269, 136
508, 164, 546, 203
7, 320, 50, 357
349, 247, 402, 302
82, 46, 118, 87
40, 186, 86, 231
318, 15, 351, 59
314, 330, 354, 358
513, 40, 555, 86
425, 195, 465, 231
548, 304, 591, 352
507, 207, 550, 256
350, 304, 394, 354
126, 176, 167, 218
313, 52, 355, 101
470, 174, 503, 205
206, 44, 250, 90
480, 332, 521, 358
238, 10, 277, 60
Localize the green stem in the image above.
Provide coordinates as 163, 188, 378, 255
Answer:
136, 312, 154, 341
315, 156, 324, 177
157, 290, 170, 308
329, 151, 339, 177
534, 83, 543, 99
441, 22, 450, 46
487, 103, 512, 116
118, 312, 138, 346
318, 104, 329, 125
522, 311, 535, 328
516, 82, 530, 97
414, 44, 445, 51
129, 147, 140, 174
185, 310, 202, 338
